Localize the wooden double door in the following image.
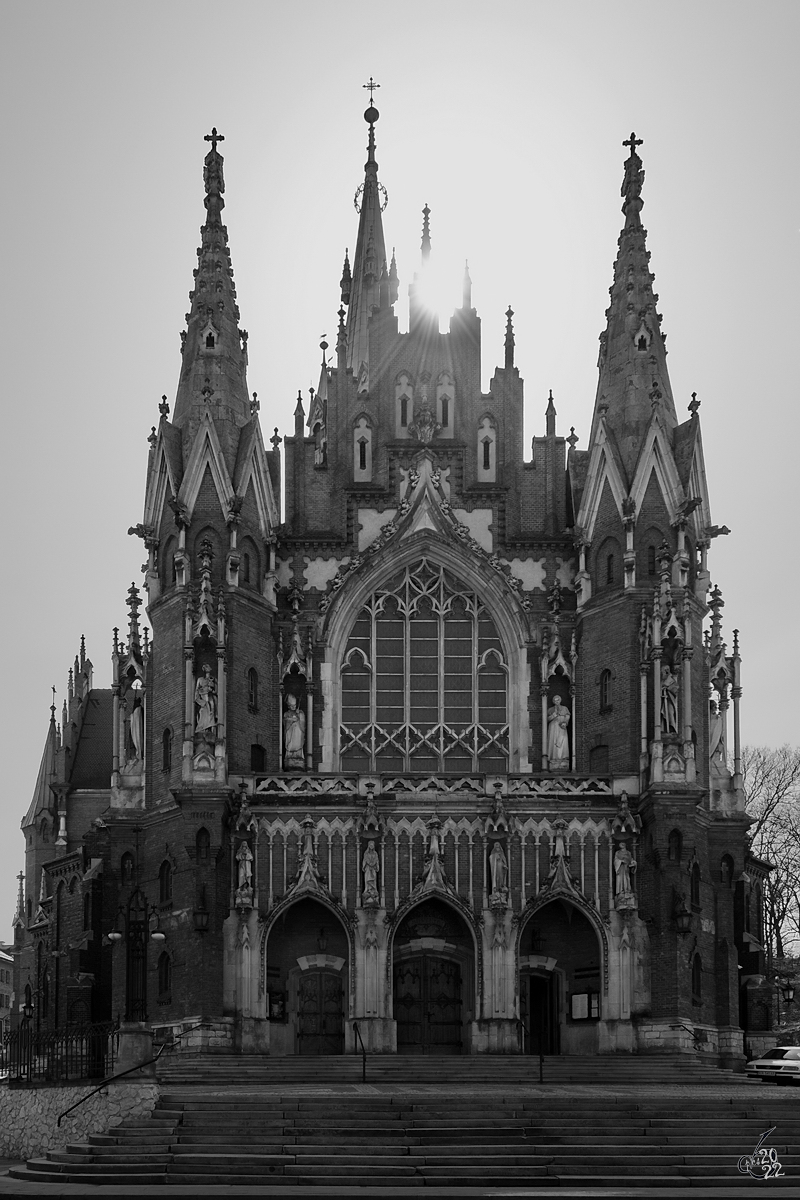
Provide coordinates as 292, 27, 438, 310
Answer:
297, 969, 344, 1055
394, 954, 463, 1054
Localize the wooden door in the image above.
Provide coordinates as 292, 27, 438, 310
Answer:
394, 954, 462, 1054
297, 970, 344, 1054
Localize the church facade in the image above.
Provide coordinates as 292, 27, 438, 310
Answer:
14, 107, 765, 1064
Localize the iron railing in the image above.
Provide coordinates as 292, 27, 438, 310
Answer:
1, 1021, 119, 1085
57, 1019, 219, 1127
516, 1016, 544, 1083
352, 1020, 367, 1083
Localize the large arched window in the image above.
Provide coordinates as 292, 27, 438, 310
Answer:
339, 559, 508, 773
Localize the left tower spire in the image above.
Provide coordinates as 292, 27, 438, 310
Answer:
171, 128, 251, 463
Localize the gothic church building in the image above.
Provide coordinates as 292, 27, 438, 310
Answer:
14, 106, 763, 1064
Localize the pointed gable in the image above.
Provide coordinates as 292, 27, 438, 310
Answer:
177, 410, 235, 523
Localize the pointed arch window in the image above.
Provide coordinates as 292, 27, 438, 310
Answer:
691, 953, 702, 1004
477, 416, 496, 482
599, 669, 613, 712
647, 545, 656, 576
247, 667, 259, 713
668, 829, 682, 862
196, 827, 210, 861
121, 852, 135, 886
353, 417, 373, 482
690, 861, 701, 911
395, 372, 413, 435
720, 854, 734, 887
606, 553, 615, 585
157, 951, 172, 1001
436, 372, 454, 437
159, 860, 173, 906
340, 558, 509, 773
162, 727, 172, 772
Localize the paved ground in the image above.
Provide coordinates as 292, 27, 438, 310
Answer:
1, 1080, 797, 1198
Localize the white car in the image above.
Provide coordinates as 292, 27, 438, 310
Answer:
746, 1046, 800, 1083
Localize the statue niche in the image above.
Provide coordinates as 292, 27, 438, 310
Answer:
546, 681, 571, 771
194, 657, 218, 749
282, 677, 306, 770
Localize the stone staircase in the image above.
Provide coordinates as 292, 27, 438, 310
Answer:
156, 1050, 742, 1086
11, 1064, 800, 1189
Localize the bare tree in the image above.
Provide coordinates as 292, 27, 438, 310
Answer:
743, 745, 800, 957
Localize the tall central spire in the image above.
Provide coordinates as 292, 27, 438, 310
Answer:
343, 94, 389, 384
171, 129, 251, 459
589, 133, 677, 481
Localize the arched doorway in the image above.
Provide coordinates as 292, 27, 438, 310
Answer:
265, 898, 349, 1055
519, 899, 603, 1055
392, 898, 475, 1055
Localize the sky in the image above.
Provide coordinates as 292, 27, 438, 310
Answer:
1, 0, 797, 942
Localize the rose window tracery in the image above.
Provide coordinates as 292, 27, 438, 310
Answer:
340, 559, 508, 772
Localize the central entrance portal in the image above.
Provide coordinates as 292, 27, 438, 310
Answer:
392, 898, 474, 1055
297, 969, 344, 1055
394, 955, 462, 1054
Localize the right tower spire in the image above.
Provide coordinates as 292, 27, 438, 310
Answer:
589, 133, 677, 481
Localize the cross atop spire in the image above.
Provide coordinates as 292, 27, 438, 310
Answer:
623, 131, 643, 157
362, 77, 380, 104
204, 127, 224, 153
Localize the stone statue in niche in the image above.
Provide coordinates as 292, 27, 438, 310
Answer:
294, 818, 321, 890
660, 666, 679, 734
614, 843, 635, 894
421, 817, 447, 890
194, 665, 217, 737
127, 680, 144, 765
283, 693, 306, 769
709, 699, 727, 773
361, 839, 380, 906
547, 695, 570, 769
489, 841, 508, 900
236, 840, 253, 890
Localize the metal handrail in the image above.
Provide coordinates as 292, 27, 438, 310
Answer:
669, 1020, 705, 1047
352, 1020, 367, 1083
516, 1016, 544, 1083
56, 1020, 219, 1127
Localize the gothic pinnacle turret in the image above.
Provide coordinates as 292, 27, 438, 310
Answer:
171, 128, 251, 460
344, 84, 389, 383
589, 133, 677, 480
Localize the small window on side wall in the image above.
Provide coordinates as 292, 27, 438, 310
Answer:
159, 860, 173, 906
121, 852, 135, 885
599, 669, 613, 712
162, 727, 172, 772
606, 553, 615, 585
647, 545, 656, 575
720, 854, 734, 887
247, 668, 258, 713
691, 954, 702, 1004
251, 744, 265, 773
196, 827, 210, 861
158, 951, 172, 1000
690, 861, 701, 911
668, 829, 682, 862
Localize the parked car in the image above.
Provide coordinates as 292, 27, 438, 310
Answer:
746, 1046, 800, 1084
